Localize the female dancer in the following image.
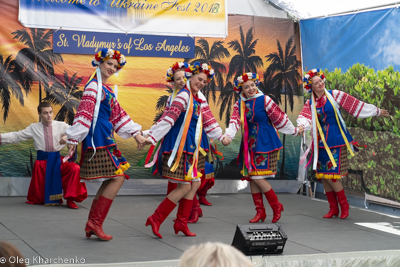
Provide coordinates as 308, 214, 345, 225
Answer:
297, 69, 389, 219
143, 62, 223, 238
66, 49, 145, 240
153, 62, 212, 223
222, 73, 302, 223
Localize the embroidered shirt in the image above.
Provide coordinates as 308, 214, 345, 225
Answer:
0, 121, 69, 152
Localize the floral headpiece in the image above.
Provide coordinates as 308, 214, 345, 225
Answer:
303, 69, 325, 92
185, 62, 215, 83
92, 48, 127, 71
166, 62, 190, 83
233, 73, 260, 93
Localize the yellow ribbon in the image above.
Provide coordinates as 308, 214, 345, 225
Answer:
325, 94, 355, 157
240, 100, 247, 175
170, 93, 194, 172
199, 147, 207, 156
312, 91, 356, 169
187, 116, 203, 179
312, 93, 337, 168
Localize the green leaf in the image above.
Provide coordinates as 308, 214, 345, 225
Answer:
384, 144, 392, 152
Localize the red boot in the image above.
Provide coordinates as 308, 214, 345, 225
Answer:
87, 199, 97, 221
167, 181, 177, 195
67, 199, 79, 209
174, 198, 196, 236
188, 195, 203, 223
145, 197, 177, 238
249, 193, 266, 223
336, 189, 349, 219
264, 189, 284, 223
323, 191, 339, 218
198, 180, 212, 206
85, 196, 113, 241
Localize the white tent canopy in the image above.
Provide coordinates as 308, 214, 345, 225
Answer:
267, 0, 398, 20
228, 0, 288, 18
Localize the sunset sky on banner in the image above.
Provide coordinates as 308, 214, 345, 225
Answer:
0, 0, 301, 179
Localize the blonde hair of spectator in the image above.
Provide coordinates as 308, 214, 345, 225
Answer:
179, 242, 253, 267
0, 241, 26, 267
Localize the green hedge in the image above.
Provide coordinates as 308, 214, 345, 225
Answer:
325, 63, 400, 136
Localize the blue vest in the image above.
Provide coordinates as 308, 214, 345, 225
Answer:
83, 79, 116, 150
238, 95, 283, 154
160, 88, 209, 155
310, 90, 353, 148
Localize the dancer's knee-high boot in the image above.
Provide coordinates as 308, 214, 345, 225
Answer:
188, 195, 203, 223
197, 176, 214, 206
85, 196, 113, 241
174, 198, 196, 236
264, 189, 284, 223
166, 182, 177, 195
249, 193, 266, 223
336, 189, 349, 219
323, 191, 339, 218
145, 197, 176, 238
87, 199, 98, 221
198, 184, 212, 206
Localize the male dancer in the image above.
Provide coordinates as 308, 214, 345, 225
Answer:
0, 102, 87, 208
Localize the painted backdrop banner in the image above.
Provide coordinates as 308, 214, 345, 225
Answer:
53, 30, 195, 58
19, 0, 227, 38
300, 8, 400, 202
1, 0, 302, 182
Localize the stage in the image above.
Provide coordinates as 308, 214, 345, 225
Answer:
1, 192, 400, 266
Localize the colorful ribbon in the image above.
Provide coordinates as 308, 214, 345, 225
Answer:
168, 82, 194, 171
88, 67, 103, 161
240, 100, 251, 176
325, 92, 355, 157
309, 89, 355, 170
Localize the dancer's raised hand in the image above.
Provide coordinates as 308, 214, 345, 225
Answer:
379, 109, 390, 117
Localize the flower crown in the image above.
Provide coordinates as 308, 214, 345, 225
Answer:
92, 48, 127, 70
303, 69, 325, 92
233, 73, 260, 93
185, 62, 215, 83
166, 62, 190, 83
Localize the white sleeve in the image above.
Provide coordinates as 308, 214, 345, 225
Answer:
148, 96, 173, 136
297, 100, 312, 131
111, 99, 142, 139
66, 81, 98, 145
198, 91, 223, 141
224, 101, 241, 141
332, 90, 380, 118
264, 96, 298, 136
148, 91, 189, 145
0, 125, 33, 145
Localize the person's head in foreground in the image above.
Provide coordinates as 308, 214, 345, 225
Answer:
179, 242, 254, 267
0, 241, 27, 267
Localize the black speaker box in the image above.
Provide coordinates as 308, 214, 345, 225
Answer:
231, 223, 287, 255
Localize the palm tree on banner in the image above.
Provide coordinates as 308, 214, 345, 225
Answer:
265, 35, 301, 176
217, 80, 236, 127
190, 39, 230, 104
226, 25, 263, 81
12, 28, 63, 106
218, 25, 263, 127
258, 69, 281, 105
153, 84, 173, 123
0, 54, 27, 122
42, 70, 83, 125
